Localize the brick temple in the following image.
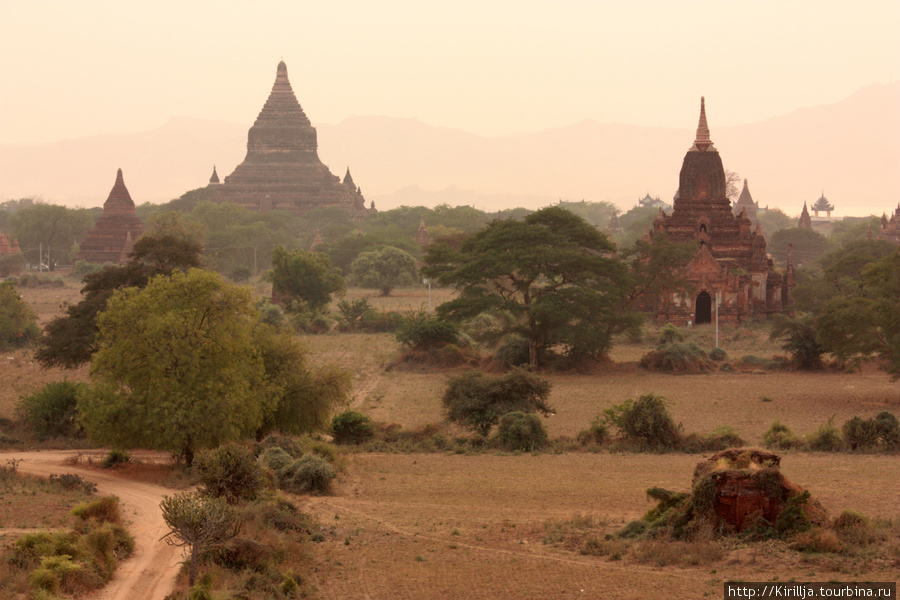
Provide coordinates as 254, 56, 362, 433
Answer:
646, 98, 791, 326
207, 61, 372, 218
77, 169, 144, 264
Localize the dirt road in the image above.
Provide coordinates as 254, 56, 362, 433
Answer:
4, 450, 181, 600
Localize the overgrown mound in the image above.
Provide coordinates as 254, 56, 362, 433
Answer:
640, 335, 715, 374
622, 448, 827, 540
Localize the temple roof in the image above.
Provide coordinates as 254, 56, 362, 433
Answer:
104, 168, 137, 215
692, 97, 715, 152
254, 61, 311, 129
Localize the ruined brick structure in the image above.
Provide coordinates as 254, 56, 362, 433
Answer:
0, 231, 21, 256
77, 169, 144, 264
647, 98, 790, 326
878, 204, 900, 244
798, 202, 812, 230
208, 61, 372, 219
731, 179, 761, 226
415, 218, 430, 247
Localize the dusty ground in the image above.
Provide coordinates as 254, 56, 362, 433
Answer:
303, 452, 900, 600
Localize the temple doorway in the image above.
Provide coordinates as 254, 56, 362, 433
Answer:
695, 292, 712, 324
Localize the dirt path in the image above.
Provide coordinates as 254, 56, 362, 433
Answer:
4, 450, 181, 600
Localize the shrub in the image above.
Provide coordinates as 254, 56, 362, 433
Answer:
16, 381, 85, 439
842, 412, 900, 451
257, 446, 295, 473
576, 416, 609, 447
194, 443, 263, 504
833, 510, 869, 530
331, 411, 376, 445
230, 266, 252, 282
72, 496, 122, 524
709, 347, 727, 361
496, 412, 548, 452
493, 334, 530, 368
639, 342, 714, 373
806, 418, 843, 452
791, 528, 842, 553
336, 298, 375, 332
49, 473, 98, 494
442, 369, 553, 436
763, 420, 801, 450
396, 311, 459, 350
658, 323, 685, 345
101, 449, 131, 468
280, 454, 335, 495
603, 394, 680, 450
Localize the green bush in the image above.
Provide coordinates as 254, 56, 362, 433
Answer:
603, 394, 680, 450
230, 266, 252, 282
657, 323, 685, 346
639, 342, 714, 373
280, 453, 335, 495
194, 443, 263, 503
442, 368, 553, 436
101, 449, 131, 468
396, 311, 459, 350
16, 381, 85, 438
336, 298, 375, 332
842, 412, 900, 451
806, 418, 843, 452
72, 496, 122, 524
708, 347, 728, 361
331, 411, 376, 445
576, 416, 609, 447
763, 420, 801, 450
494, 334, 530, 368
257, 446, 295, 473
496, 412, 548, 452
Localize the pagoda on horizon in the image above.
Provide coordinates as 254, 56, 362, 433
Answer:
207, 61, 373, 218
77, 169, 144, 264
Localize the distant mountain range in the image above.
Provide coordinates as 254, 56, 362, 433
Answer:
1, 82, 897, 217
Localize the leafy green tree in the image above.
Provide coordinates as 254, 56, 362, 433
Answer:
442, 369, 553, 436
424, 206, 638, 369
768, 227, 828, 267
35, 234, 203, 368
755, 207, 795, 238
350, 246, 419, 296
817, 249, 900, 378
7, 202, 95, 269
160, 491, 240, 587
769, 313, 825, 370
78, 269, 276, 464
269, 246, 345, 313
0, 282, 40, 350
253, 324, 351, 437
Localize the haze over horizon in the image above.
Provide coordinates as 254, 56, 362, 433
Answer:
1, 0, 898, 215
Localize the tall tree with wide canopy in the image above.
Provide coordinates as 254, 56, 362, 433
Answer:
423, 206, 640, 369
78, 269, 275, 464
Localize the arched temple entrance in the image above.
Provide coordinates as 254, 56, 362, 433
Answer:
695, 291, 712, 324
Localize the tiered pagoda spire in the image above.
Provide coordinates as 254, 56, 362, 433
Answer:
77, 169, 145, 264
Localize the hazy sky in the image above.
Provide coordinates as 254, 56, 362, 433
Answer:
2, 0, 898, 145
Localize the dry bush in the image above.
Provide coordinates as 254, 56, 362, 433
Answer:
630, 539, 725, 567
790, 528, 842, 553
639, 342, 715, 374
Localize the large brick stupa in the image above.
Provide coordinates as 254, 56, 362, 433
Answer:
208, 61, 372, 218
77, 169, 144, 264
646, 98, 791, 325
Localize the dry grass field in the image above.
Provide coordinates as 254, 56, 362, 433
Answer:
4, 281, 900, 599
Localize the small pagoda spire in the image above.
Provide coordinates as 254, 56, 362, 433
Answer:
209, 165, 220, 184
343, 167, 355, 188
310, 228, 324, 252
694, 97, 713, 151
415, 217, 430, 247
798, 202, 812, 230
